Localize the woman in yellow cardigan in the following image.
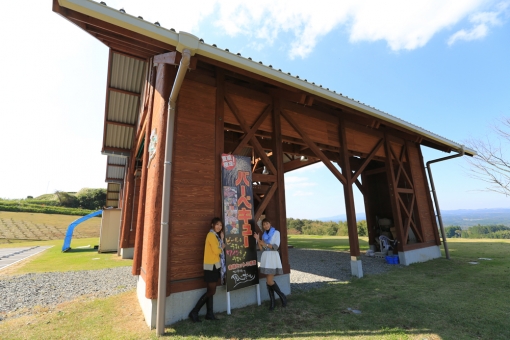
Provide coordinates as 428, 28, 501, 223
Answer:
188, 217, 226, 322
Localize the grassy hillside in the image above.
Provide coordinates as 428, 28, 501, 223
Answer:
0, 211, 101, 244
0, 189, 105, 216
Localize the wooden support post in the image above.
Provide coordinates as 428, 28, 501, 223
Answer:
215, 68, 225, 217
361, 173, 377, 246
132, 64, 157, 275
338, 118, 360, 257
271, 97, 290, 273
384, 134, 405, 251
119, 155, 136, 251
142, 63, 176, 298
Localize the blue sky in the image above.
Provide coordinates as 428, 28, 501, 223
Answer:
1, 0, 509, 219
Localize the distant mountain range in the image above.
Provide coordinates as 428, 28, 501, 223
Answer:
318, 208, 510, 228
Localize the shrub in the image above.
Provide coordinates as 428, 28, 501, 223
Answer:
76, 188, 106, 210
0, 203, 96, 216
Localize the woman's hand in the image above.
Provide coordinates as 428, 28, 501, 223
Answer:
253, 232, 259, 241
220, 231, 224, 241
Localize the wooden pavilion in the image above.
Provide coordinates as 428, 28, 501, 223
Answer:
53, 0, 475, 328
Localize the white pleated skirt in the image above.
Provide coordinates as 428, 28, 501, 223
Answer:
260, 250, 283, 275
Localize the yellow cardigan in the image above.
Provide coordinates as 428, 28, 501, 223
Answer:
203, 232, 222, 270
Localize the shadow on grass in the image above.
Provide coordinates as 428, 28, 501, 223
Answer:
64, 248, 98, 253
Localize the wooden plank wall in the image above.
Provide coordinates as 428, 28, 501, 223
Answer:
140, 64, 176, 298
407, 142, 440, 244
168, 78, 217, 292
363, 172, 393, 224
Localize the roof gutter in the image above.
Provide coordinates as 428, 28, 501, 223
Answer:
425, 146, 465, 260
156, 48, 191, 335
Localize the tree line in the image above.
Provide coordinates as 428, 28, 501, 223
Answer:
54, 188, 106, 210
445, 224, 510, 239
287, 218, 510, 239
287, 218, 368, 236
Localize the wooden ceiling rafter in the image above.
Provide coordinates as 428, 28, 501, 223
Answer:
84, 24, 168, 55
106, 120, 135, 128
53, 1, 176, 52
225, 94, 277, 176
224, 124, 342, 155
354, 179, 364, 195
254, 184, 278, 223
103, 40, 154, 59
389, 143, 414, 190
350, 138, 384, 184
109, 86, 141, 97
103, 146, 131, 153
196, 55, 300, 94
281, 108, 347, 185
233, 104, 272, 155
283, 158, 320, 172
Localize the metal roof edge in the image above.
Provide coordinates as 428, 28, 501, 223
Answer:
58, 0, 475, 157
58, 0, 180, 46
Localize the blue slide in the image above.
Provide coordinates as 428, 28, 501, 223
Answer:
62, 210, 103, 252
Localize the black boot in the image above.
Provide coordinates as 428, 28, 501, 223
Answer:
266, 284, 276, 311
271, 282, 287, 307
188, 293, 207, 323
205, 296, 219, 320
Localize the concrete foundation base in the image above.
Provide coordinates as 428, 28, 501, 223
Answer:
120, 247, 134, 259
398, 245, 441, 266
136, 274, 291, 328
350, 257, 363, 278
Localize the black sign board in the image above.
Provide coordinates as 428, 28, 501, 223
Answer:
221, 154, 259, 292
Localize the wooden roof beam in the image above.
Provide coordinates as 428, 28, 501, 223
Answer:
84, 24, 168, 55
53, 1, 175, 52
283, 158, 320, 173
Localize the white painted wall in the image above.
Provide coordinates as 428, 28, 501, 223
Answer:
136, 274, 291, 328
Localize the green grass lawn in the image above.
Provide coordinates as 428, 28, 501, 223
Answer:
1, 218, 509, 339
288, 234, 370, 251
1, 237, 132, 275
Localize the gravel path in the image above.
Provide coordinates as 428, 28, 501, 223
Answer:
0, 267, 137, 318
288, 248, 395, 292
0, 249, 395, 318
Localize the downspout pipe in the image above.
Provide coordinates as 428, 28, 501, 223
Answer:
156, 49, 191, 335
425, 146, 465, 260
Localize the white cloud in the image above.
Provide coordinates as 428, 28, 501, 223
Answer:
448, 1, 509, 45
284, 176, 317, 190
104, 0, 504, 57
293, 191, 314, 197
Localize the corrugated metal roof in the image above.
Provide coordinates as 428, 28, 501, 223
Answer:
107, 155, 127, 166
107, 165, 125, 180
111, 53, 146, 93
107, 91, 139, 124
106, 182, 121, 208
105, 155, 126, 183
102, 52, 147, 155
57, 0, 475, 156
105, 124, 135, 149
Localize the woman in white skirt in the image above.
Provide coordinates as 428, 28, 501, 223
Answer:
253, 218, 287, 310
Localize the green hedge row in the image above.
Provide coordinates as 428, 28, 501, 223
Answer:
0, 200, 60, 207
0, 203, 96, 216
24, 200, 60, 206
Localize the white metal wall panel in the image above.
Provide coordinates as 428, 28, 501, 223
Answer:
107, 165, 125, 180
107, 156, 127, 166
111, 54, 146, 93
105, 125, 134, 149
107, 91, 139, 124
107, 183, 121, 191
